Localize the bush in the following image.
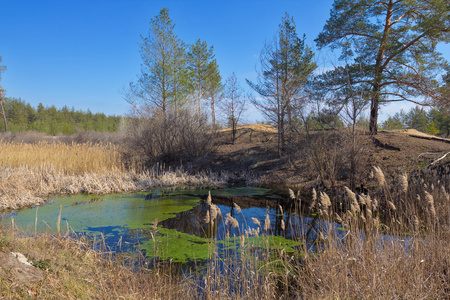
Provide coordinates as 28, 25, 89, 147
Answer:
0, 131, 47, 144
127, 109, 216, 166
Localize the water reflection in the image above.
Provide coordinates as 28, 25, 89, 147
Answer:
1, 188, 351, 263
159, 199, 346, 245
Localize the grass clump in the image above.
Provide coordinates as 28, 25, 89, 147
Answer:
0, 226, 193, 299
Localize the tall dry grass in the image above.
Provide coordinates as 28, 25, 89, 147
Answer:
0, 141, 123, 174
0, 141, 228, 210
284, 165, 450, 299
0, 226, 196, 299
146, 164, 449, 299
182, 164, 449, 299
1, 138, 449, 298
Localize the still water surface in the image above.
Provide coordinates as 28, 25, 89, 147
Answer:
1, 187, 339, 263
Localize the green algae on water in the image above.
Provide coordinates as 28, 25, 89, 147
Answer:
140, 227, 214, 263
220, 235, 300, 253
3, 193, 202, 235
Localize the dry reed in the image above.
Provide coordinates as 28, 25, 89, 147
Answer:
0, 141, 123, 174
225, 213, 239, 228
233, 202, 241, 213
373, 166, 386, 187
0, 141, 228, 210
264, 214, 271, 231
319, 191, 331, 210
399, 172, 408, 193
252, 217, 260, 227
425, 191, 436, 219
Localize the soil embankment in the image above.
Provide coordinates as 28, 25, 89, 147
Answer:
211, 124, 450, 188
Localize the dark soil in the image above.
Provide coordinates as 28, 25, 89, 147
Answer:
208, 125, 450, 190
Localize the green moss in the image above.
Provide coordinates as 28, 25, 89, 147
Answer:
140, 228, 214, 262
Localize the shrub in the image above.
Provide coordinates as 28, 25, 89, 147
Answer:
127, 109, 217, 166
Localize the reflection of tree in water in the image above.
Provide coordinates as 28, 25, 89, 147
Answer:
160, 198, 327, 245
160, 201, 222, 239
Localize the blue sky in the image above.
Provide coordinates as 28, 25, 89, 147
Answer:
0, 0, 447, 122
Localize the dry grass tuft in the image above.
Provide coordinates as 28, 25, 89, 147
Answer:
233, 202, 242, 213
252, 217, 261, 227
264, 214, 271, 231
399, 172, 408, 193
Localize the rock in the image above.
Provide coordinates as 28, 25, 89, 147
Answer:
0, 252, 44, 283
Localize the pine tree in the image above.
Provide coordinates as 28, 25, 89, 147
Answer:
247, 13, 316, 156
205, 59, 222, 129
187, 39, 216, 119
128, 8, 189, 120
316, 0, 450, 134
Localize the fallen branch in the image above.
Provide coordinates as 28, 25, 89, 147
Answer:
418, 152, 441, 158
430, 151, 450, 166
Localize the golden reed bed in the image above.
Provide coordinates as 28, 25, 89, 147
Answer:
0, 141, 123, 174
0, 141, 227, 210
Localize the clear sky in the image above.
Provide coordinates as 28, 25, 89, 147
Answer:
0, 0, 448, 121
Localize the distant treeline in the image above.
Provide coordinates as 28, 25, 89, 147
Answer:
0, 98, 123, 135
381, 106, 450, 137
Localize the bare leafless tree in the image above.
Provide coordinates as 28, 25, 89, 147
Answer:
221, 73, 246, 144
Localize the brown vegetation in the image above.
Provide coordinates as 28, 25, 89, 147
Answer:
212, 124, 450, 190
0, 140, 227, 210
0, 127, 449, 299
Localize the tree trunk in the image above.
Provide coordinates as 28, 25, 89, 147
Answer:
369, 0, 393, 135
350, 123, 356, 189
211, 94, 216, 129
277, 106, 282, 157
369, 90, 379, 135
280, 113, 285, 153
232, 117, 236, 144
198, 83, 202, 122
0, 91, 7, 132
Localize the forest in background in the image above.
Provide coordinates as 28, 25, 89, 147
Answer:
0, 95, 449, 138
0, 97, 123, 135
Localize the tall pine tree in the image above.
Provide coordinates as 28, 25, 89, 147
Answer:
247, 13, 316, 156
205, 59, 222, 129
316, 0, 450, 134
128, 8, 189, 120
187, 39, 215, 119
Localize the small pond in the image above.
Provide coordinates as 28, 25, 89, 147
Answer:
0, 187, 342, 264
